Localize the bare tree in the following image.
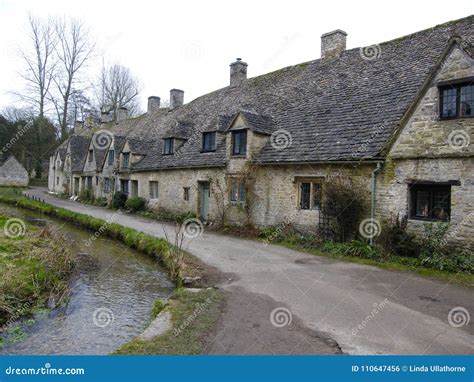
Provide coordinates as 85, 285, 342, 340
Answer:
17, 14, 57, 118
96, 63, 141, 119
52, 18, 95, 139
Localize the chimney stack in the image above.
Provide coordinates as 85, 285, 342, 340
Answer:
101, 111, 112, 124
116, 107, 128, 122
148, 96, 161, 113
321, 30, 347, 59
230, 58, 247, 87
169, 89, 184, 110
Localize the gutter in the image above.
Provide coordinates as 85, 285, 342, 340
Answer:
370, 162, 383, 246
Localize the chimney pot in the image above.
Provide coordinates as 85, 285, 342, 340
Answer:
230, 58, 248, 87
321, 29, 347, 58
116, 107, 128, 122
169, 89, 184, 109
147, 96, 161, 113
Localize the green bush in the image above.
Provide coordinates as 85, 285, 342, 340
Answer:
378, 215, 420, 258
175, 211, 196, 223
324, 240, 382, 260
79, 188, 94, 202
151, 299, 167, 319
95, 197, 108, 207
112, 191, 128, 209
125, 196, 146, 212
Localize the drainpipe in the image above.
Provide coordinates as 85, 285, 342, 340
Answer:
370, 162, 382, 246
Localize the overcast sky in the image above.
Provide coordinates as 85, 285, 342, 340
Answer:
0, 0, 472, 112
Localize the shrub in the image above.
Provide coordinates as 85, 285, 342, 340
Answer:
175, 211, 196, 223
125, 196, 146, 212
324, 240, 382, 260
321, 174, 369, 242
378, 214, 420, 258
112, 191, 128, 209
79, 188, 94, 202
151, 299, 167, 319
95, 197, 108, 207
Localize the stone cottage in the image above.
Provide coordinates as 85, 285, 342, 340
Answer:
0, 155, 28, 187
49, 16, 474, 247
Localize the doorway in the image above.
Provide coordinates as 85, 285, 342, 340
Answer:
199, 181, 210, 222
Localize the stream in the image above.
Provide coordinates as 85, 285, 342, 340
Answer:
0, 203, 174, 355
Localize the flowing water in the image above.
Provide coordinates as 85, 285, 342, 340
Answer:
0, 204, 174, 355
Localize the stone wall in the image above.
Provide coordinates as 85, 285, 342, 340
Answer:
379, 44, 474, 248
0, 156, 28, 187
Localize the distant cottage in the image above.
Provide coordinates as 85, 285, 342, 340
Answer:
49, 16, 474, 248
0, 156, 28, 187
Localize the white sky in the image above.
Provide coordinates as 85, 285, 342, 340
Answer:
0, 0, 472, 112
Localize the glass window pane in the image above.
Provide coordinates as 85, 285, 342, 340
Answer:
300, 183, 310, 210
460, 85, 473, 117
432, 190, 449, 220
239, 181, 246, 202
441, 88, 457, 118
415, 190, 430, 217
312, 183, 321, 210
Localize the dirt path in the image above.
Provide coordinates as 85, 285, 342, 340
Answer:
25, 188, 474, 355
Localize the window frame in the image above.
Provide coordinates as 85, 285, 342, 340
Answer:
88, 149, 93, 162
121, 179, 129, 194
122, 153, 130, 169
183, 187, 190, 201
202, 132, 216, 152
229, 178, 246, 204
163, 138, 174, 155
149, 181, 159, 199
130, 180, 138, 197
409, 183, 451, 222
108, 150, 115, 165
231, 129, 247, 156
298, 181, 322, 211
439, 80, 474, 120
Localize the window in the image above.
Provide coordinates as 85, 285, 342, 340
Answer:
183, 187, 190, 201
232, 130, 247, 155
86, 176, 93, 190
108, 150, 115, 165
299, 182, 322, 210
202, 132, 216, 152
131, 180, 138, 197
88, 149, 93, 162
410, 183, 450, 221
149, 181, 159, 199
163, 138, 174, 155
121, 179, 129, 194
440, 82, 474, 119
104, 178, 112, 193
229, 178, 246, 204
56, 177, 59, 185
122, 153, 130, 169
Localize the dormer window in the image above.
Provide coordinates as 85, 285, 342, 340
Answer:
122, 153, 130, 169
163, 138, 174, 155
202, 132, 216, 152
88, 149, 93, 162
108, 150, 115, 165
232, 130, 247, 155
440, 81, 473, 119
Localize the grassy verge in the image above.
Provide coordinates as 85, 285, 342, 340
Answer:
114, 288, 224, 355
279, 240, 474, 287
0, 213, 74, 331
0, 187, 183, 286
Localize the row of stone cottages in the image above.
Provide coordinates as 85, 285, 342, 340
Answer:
49, 16, 474, 248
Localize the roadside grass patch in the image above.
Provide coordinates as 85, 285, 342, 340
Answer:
114, 288, 224, 355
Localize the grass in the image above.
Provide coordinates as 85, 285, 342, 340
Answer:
279, 240, 474, 287
114, 288, 224, 355
0, 212, 74, 329
0, 187, 183, 286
